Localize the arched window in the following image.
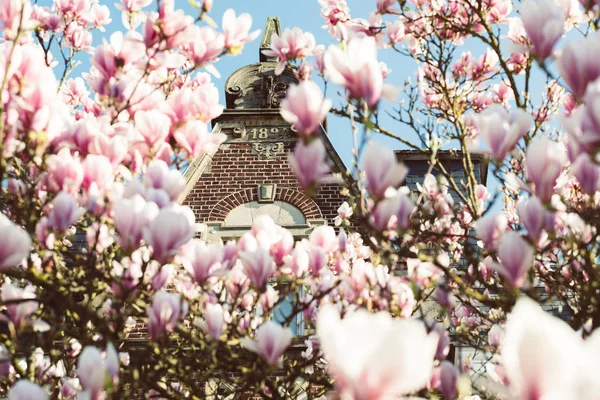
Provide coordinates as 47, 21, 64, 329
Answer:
224, 201, 306, 227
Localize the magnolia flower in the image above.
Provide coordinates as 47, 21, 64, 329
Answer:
0, 213, 31, 270
438, 361, 458, 400
371, 189, 415, 232
474, 213, 508, 250
198, 303, 225, 340
135, 110, 171, 148
525, 137, 567, 201
558, 34, 600, 99
362, 142, 407, 197
7, 380, 47, 400
46, 148, 84, 193
242, 321, 292, 366
239, 248, 276, 288
173, 121, 226, 158
113, 194, 159, 250
1, 283, 38, 328
518, 196, 548, 243
288, 139, 334, 190
82, 155, 114, 192
262, 27, 316, 75
491, 232, 534, 288
47, 192, 84, 232
147, 291, 188, 340
222, 9, 261, 54
280, 80, 331, 136
571, 153, 600, 194
143, 159, 186, 202
502, 297, 585, 399
181, 239, 224, 283
334, 201, 353, 227
144, 205, 195, 262
324, 36, 392, 107
270, 228, 294, 265
286, 242, 310, 277
310, 225, 338, 254
78, 344, 119, 395
520, 0, 565, 59
317, 304, 438, 399
185, 26, 224, 75
473, 104, 532, 161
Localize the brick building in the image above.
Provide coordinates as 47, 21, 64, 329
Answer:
178, 17, 348, 244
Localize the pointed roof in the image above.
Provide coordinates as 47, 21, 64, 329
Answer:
259, 17, 281, 62
222, 17, 297, 109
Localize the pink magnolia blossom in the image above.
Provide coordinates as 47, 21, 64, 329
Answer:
558, 34, 600, 99
473, 104, 532, 161
147, 291, 188, 340
491, 232, 534, 288
270, 228, 294, 265
288, 139, 334, 190
377, 0, 401, 14
47, 192, 84, 232
117, 0, 152, 13
325, 36, 392, 107
166, 85, 224, 125
157, 0, 195, 49
317, 304, 438, 400
474, 213, 508, 250
525, 137, 567, 201
113, 194, 159, 250
241, 321, 292, 366
181, 239, 224, 283
285, 242, 310, 278
82, 155, 114, 192
437, 361, 458, 400
571, 153, 600, 194
371, 190, 415, 232
488, 324, 505, 349
262, 28, 316, 75
520, 0, 565, 59
0, 213, 31, 270
135, 110, 171, 149
221, 9, 261, 54
334, 201, 353, 226
1, 283, 37, 328
89, 4, 112, 28
144, 205, 195, 262
173, 121, 226, 158
362, 142, 407, 198
280, 80, 331, 136
198, 303, 225, 340
143, 159, 186, 202
7, 380, 47, 400
310, 225, 338, 254
518, 196, 549, 243
64, 24, 92, 50
89, 133, 129, 167
78, 345, 119, 395
46, 149, 84, 194
239, 248, 276, 288
502, 297, 586, 399
184, 26, 224, 76
386, 18, 409, 45
318, 0, 350, 38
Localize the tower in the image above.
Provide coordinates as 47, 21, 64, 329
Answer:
179, 18, 349, 243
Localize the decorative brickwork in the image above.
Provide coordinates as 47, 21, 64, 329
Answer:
180, 110, 348, 229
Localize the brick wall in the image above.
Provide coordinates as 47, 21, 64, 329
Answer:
181, 116, 348, 227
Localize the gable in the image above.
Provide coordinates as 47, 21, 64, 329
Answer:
178, 109, 349, 234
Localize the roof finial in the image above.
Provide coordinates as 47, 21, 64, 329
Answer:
260, 17, 281, 62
